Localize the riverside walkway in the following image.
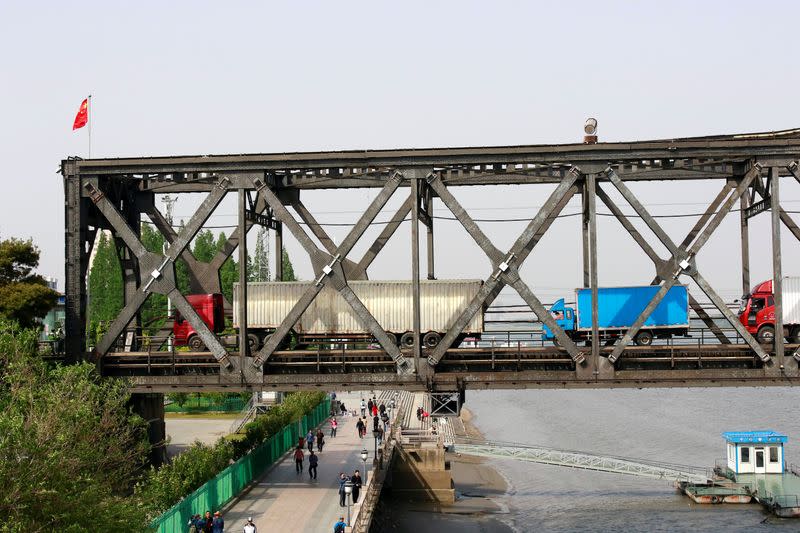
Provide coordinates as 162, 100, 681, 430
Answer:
222, 391, 386, 532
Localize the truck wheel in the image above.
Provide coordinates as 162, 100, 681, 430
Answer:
423, 331, 441, 349
247, 333, 261, 351
634, 331, 653, 346
188, 335, 206, 351
757, 325, 775, 344
399, 332, 416, 348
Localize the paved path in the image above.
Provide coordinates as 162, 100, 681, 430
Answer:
224, 392, 378, 533
165, 417, 232, 458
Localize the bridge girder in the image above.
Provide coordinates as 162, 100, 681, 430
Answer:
61, 128, 800, 389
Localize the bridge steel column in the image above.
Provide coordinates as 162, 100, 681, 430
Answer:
771, 167, 785, 366
740, 189, 751, 296
587, 173, 600, 370
410, 173, 422, 373
238, 188, 249, 365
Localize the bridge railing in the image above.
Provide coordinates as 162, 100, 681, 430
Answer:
150, 398, 330, 533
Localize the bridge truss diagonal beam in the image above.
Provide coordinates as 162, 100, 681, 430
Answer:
604, 165, 768, 363
251, 173, 413, 374
426, 169, 586, 366
83, 179, 234, 368
455, 443, 709, 484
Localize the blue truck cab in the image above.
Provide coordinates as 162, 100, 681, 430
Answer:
542, 298, 575, 340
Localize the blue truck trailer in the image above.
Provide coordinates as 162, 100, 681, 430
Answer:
542, 285, 690, 346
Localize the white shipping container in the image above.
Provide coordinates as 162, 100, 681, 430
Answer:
782, 276, 800, 325
233, 280, 484, 335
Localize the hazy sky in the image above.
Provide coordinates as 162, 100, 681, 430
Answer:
1, 1, 799, 304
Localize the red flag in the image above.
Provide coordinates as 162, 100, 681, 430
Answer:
72, 98, 88, 130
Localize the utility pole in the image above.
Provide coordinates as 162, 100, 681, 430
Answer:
161, 195, 177, 350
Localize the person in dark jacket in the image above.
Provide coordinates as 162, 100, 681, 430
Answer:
316, 428, 325, 452
211, 511, 224, 533
294, 446, 304, 473
203, 511, 213, 533
308, 450, 318, 480
351, 469, 363, 503
356, 418, 365, 439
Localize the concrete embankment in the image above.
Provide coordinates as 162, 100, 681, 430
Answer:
371, 406, 513, 533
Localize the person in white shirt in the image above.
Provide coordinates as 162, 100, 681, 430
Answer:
243, 517, 257, 533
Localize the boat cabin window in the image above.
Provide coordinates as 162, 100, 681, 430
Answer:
770, 447, 779, 463
741, 447, 750, 463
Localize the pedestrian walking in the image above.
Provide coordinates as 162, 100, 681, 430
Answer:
360, 398, 367, 417
203, 511, 213, 533
294, 446, 304, 473
376, 425, 384, 445
371, 404, 378, 417
212, 511, 224, 533
356, 418, 365, 439
188, 514, 200, 533
243, 517, 257, 533
340, 402, 347, 415
373, 414, 380, 432
338, 472, 349, 507
416, 406, 423, 421
316, 428, 325, 452
380, 411, 389, 433
351, 469, 363, 503
379, 402, 386, 415
333, 516, 347, 533
367, 398, 374, 416
306, 430, 315, 452
308, 450, 318, 480
330, 417, 338, 438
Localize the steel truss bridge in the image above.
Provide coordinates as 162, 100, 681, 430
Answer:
61, 127, 800, 393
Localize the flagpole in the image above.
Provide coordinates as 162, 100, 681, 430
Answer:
87, 94, 92, 159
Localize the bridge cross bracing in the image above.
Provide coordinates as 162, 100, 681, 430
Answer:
60, 127, 800, 392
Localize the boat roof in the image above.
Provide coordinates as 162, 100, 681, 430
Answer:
722, 431, 788, 444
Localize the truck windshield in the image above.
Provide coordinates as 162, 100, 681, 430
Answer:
738, 296, 749, 315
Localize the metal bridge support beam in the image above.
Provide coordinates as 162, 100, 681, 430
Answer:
238, 189, 249, 360
357, 196, 412, 274
587, 173, 600, 370
426, 170, 586, 366
771, 168, 785, 366
251, 174, 413, 374
425, 184, 435, 280
292, 199, 366, 280
604, 165, 768, 363
275, 221, 283, 281
82, 178, 235, 369
63, 168, 90, 361
410, 172, 424, 374
740, 189, 751, 296
582, 180, 591, 288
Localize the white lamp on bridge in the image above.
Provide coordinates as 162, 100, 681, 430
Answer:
361, 448, 369, 483
344, 480, 354, 526
584, 118, 598, 144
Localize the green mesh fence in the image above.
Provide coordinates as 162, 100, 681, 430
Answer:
152, 398, 330, 533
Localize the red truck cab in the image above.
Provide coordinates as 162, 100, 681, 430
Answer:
173, 293, 225, 349
738, 280, 783, 343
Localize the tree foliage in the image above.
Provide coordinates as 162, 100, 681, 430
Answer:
281, 247, 296, 281
0, 238, 58, 328
0, 320, 150, 531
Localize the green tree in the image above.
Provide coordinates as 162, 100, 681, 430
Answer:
0, 238, 59, 328
248, 227, 270, 282
139, 224, 168, 334
193, 229, 217, 263
281, 247, 296, 281
0, 320, 149, 529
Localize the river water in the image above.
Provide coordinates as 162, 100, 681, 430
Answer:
466, 387, 800, 532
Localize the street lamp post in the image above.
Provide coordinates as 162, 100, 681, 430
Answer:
360, 448, 368, 484
372, 429, 381, 468
344, 480, 353, 526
